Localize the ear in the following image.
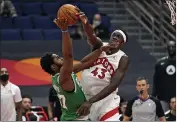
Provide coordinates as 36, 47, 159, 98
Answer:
147, 84, 150, 89
136, 85, 138, 91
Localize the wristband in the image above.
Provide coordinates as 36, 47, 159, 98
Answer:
61, 30, 68, 32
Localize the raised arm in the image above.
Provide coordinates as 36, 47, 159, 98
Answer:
53, 18, 74, 91
75, 7, 103, 50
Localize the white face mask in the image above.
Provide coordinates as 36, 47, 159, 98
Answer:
93, 20, 101, 27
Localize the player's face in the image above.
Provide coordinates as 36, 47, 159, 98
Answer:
52, 54, 63, 68
167, 41, 176, 57
136, 80, 149, 94
110, 31, 124, 49
22, 98, 32, 111
170, 98, 176, 111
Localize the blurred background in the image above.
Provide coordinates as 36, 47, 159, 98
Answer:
0, 0, 176, 120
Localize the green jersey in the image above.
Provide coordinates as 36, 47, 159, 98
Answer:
52, 73, 86, 121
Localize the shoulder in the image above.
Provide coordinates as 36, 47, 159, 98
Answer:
9, 82, 20, 90
149, 96, 159, 101
119, 53, 129, 64
9, 82, 21, 95
118, 50, 128, 61
128, 96, 138, 104
156, 56, 168, 65
149, 96, 161, 104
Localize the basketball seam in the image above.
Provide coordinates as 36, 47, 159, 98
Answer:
62, 6, 77, 24
60, 8, 75, 25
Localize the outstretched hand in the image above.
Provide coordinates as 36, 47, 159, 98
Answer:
75, 6, 88, 24
53, 17, 68, 31
76, 101, 92, 116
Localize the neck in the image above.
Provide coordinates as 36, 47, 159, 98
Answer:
0, 81, 8, 86
171, 110, 176, 116
106, 49, 119, 55
23, 109, 31, 113
139, 93, 149, 100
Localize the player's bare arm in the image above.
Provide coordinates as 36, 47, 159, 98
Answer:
77, 55, 129, 116
75, 7, 103, 50
54, 18, 74, 91
73, 44, 116, 73
16, 101, 22, 121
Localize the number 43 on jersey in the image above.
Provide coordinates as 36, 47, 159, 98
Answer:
91, 67, 107, 79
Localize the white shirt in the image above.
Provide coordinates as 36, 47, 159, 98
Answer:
1, 81, 22, 121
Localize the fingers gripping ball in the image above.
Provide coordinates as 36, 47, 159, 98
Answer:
58, 4, 79, 26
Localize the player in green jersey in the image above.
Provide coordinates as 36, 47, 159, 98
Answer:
40, 17, 116, 121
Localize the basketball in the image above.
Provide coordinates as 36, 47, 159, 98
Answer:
58, 4, 79, 26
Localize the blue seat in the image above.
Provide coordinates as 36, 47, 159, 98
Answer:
0, 17, 14, 29
14, 16, 33, 29
42, 2, 62, 16
13, 3, 22, 16
101, 15, 111, 29
22, 2, 42, 15
22, 29, 42, 40
1, 29, 22, 40
43, 29, 62, 40
79, 3, 98, 16
33, 16, 56, 29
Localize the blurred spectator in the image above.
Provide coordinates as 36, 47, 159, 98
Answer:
118, 101, 128, 121
70, 22, 84, 40
1, 67, 22, 121
124, 77, 166, 121
152, 41, 176, 112
21, 95, 36, 121
92, 13, 109, 39
22, 95, 48, 121
48, 87, 62, 121
165, 97, 176, 121
0, 0, 17, 17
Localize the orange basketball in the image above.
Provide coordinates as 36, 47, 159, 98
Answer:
58, 4, 79, 26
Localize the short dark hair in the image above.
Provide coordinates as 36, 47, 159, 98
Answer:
40, 53, 54, 75
22, 95, 33, 103
136, 77, 149, 84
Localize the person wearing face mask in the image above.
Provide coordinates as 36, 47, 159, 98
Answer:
123, 77, 166, 121
152, 41, 176, 112
92, 13, 109, 39
1, 67, 22, 121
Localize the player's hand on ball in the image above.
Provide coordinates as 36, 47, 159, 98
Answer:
53, 17, 68, 31
75, 6, 88, 24
76, 101, 91, 116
